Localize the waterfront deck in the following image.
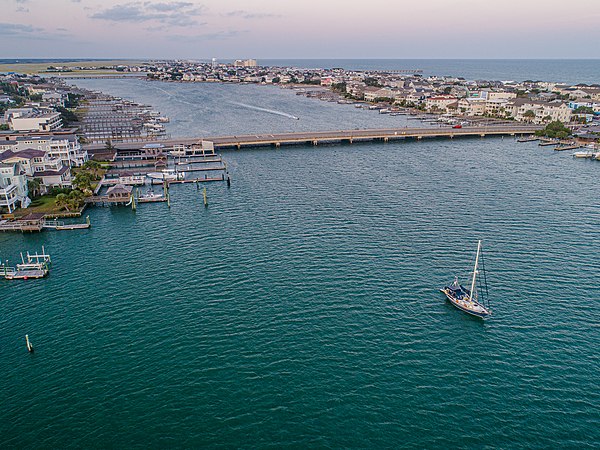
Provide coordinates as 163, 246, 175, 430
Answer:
84, 125, 543, 154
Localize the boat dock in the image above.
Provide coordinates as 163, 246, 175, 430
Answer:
0, 214, 91, 233
1, 247, 52, 280
517, 136, 540, 142
539, 139, 559, 146
554, 144, 581, 151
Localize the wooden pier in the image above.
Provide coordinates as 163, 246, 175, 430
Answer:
0, 214, 91, 233
539, 139, 560, 146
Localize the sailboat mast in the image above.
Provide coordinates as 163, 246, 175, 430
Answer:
469, 240, 482, 301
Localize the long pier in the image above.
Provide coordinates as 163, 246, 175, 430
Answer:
84, 125, 543, 154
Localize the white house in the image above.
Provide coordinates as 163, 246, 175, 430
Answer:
0, 149, 72, 192
0, 162, 30, 213
6, 134, 88, 167
8, 110, 62, 132
505, 99, 572, 124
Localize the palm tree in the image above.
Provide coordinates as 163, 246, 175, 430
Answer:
55, 193, 69, 211
523, 110, 536, 123
27, 178, 42, 198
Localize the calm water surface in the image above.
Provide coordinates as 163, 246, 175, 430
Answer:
1, 80, 599, 448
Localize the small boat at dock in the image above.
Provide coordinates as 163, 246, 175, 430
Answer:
137, 189, 166, 203
146, 169, 185, 181
440, 240, 491, 318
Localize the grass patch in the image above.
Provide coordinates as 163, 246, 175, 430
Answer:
0, 60, 146, 75
13, 195, 60, 217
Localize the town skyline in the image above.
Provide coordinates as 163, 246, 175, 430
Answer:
3, 0, 600, 59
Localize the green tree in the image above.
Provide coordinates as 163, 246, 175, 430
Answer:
535, 121, 572, 139
55, 193, 69, 211
73, 172, 93, 194
573, 106, 594, 115
67, 190, 85, 210
56, 106, 78, 126
364, 77, 382, 87
523, 110, 536, 122
331, 82, 347, 93
27, 178, 42, 198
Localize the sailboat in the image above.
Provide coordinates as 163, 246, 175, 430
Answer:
440, 240, 491, 318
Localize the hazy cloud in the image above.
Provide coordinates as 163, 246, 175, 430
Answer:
146, 2, 194, 12
90, 1, 205, 26
0, 22, 74, 40
0, 22, 41, 36
15, 6, 29, 12
168, 30, 244, 41
224, 10, 281, 19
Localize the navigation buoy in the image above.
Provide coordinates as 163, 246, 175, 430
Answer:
25, 334, 34, 353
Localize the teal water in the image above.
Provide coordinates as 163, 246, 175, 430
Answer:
2, 82, 600, 448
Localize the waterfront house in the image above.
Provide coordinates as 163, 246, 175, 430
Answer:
0, 162, 30, 213
425, 95, 458, 112
8, 135, 88, 167
0, 148, 72, 192
457, 98, 487, 116
505, 99, 572, 123
362, 86, 385, 102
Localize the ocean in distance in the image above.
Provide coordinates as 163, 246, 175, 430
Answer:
1, 75, 599, 448
262, 59, 600, 85
2, 58, 600, 85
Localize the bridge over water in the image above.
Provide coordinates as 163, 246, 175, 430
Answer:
84, 125, 543, 154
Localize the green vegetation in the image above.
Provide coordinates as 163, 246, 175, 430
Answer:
0, 124, 9, 131
56, 106, 78, 126
27, 178, 42, 198
535, 121, 572, 139
331, 82, 347, 93
71, 160, 105, 195
573, 106, 594, 115
64, 93, 83, 108
364, 77, 382, 87
373, 97, 394, 103
55, 190, 85, 212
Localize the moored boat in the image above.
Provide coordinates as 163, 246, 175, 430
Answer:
146, 169, 185, 181
440, 240, 491, 318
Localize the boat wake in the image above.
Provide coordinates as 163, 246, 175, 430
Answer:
229, 102, 299, 120
152, 86, 195, 106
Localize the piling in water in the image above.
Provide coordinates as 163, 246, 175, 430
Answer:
203, 187, 208, 207
25, 334, 34, 353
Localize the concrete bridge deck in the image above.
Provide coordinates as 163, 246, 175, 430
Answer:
84, 125, 543, 153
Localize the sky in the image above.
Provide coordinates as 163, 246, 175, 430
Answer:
2, 0, 600, 59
